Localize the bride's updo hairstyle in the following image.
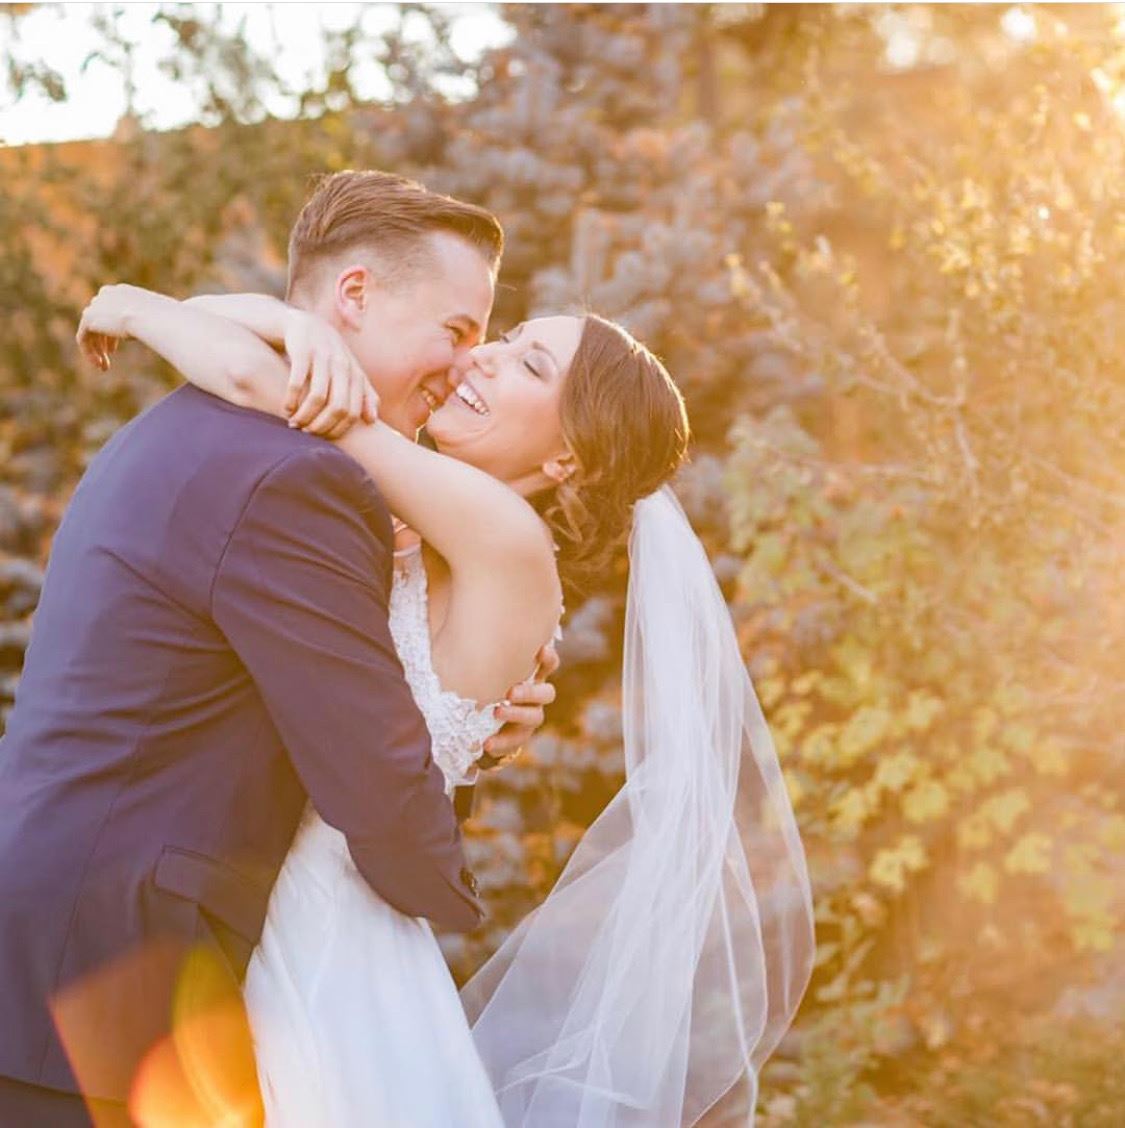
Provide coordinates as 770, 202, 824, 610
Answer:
539, 315, 690, 594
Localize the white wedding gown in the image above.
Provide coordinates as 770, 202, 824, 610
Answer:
244, 545, 506, 1127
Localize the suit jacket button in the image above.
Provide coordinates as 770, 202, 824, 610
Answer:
461, 867, 480, 898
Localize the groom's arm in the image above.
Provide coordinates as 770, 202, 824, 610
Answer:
212, 443, 483, 932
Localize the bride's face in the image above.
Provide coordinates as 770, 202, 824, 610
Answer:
425, 315, 583, 492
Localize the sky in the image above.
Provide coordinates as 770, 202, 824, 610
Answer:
0, 2, 513, 146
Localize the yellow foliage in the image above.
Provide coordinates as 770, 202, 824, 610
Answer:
982, 787, 1032, 834
904, 690, 943, 732
706, 1, 1125, 1055
838, 705, 892, 766
755, 675, 786, 710
1071, 922, 1115, 953
967, 744, 1013, 786
1097, 814, 1125, 851
1061, 842, 1101, 876
790, 671, 822, 696
873, 750, 922, 794
829, 636, 876, 691
773, 699, 813, 741
956, 787, 1031, 852
902, 779, 951, 824
783, 768, 805, 809
1063, 874, 1117, 952
801, 724, 838, 767
868, 835, 928, 893
829, 785, 878, 836
972, 707, 999, 743
958, 861, 999, 905
1058, 809, 1081, 832
1001, 723, 1034, 754
1003, 832, 1053, 875
770, 726, 793, 760
956, 810, 994, 851
1026, 737, 1068, 777
947, 762, 981, 797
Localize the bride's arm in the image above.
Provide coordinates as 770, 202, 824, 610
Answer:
78, 284, 289, 405
183, 294, 381, 426
183, 293, 297, 404
79, 284, 563, 701
335, 421, 563, 701
78, 284, 372, 437
182, 292, 291, 344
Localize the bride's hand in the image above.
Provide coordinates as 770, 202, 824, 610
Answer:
283, 309, 379, 440
76, 283, 147, 370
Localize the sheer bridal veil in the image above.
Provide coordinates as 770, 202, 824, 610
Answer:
461, 486, 815, 1126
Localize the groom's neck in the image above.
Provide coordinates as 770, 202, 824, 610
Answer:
290, 290, 338, 325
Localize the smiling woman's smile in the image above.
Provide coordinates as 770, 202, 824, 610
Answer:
451, 378, 490, 416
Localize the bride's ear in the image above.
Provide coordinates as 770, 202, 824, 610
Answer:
542, 451, 577, 486
336, 264, 370, 328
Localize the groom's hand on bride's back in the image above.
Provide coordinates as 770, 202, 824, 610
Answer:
479, 642, 560, 769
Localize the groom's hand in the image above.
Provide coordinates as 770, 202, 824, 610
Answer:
480, 642, 560, 769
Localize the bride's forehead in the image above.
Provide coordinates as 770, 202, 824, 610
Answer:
523, 314, 584, 349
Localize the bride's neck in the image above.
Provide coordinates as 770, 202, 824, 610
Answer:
497, 468, 555, 501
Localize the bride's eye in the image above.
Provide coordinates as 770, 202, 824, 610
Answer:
523, 358, 542, 379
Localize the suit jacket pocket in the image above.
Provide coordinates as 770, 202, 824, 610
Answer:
153, 846, 272, 947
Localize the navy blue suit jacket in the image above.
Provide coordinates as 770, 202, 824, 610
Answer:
0, 385, 481, 1100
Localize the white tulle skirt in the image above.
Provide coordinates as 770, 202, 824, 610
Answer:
243, 810, 503, 1128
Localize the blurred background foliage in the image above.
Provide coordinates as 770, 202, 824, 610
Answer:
2, 4, 1124, 1123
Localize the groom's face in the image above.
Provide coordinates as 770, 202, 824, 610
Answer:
347, 232, 496, 437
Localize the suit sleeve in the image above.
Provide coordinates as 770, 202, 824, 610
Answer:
211, 444, 483, 932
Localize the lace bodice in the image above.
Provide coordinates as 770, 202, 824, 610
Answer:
388, 547, 503, 796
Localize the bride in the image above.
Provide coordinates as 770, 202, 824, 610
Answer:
78, 286, 815, 1126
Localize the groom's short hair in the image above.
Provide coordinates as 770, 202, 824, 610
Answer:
286, 170, 503, 300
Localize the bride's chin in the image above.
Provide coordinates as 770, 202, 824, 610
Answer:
427, 404, 486, 446
428, 423, 496, 470
424, 406, 457, 444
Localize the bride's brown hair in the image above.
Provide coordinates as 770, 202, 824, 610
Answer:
536, 315, 690, 595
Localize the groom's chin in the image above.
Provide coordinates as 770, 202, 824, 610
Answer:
381, 400, 428, 439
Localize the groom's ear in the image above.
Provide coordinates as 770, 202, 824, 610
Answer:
335, 264, 371, 329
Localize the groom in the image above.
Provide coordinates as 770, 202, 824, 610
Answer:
0, 171, 554, 1125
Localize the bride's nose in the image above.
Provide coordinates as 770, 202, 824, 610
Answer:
467, 343, 499, 377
